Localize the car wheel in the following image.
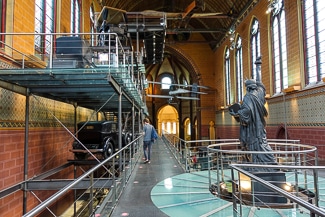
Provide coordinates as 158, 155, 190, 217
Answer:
125, 134, 131, 146
103, 140, 114, 159
75, 153, 86, 160
128, 134, 132, 144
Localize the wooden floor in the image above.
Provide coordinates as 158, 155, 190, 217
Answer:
109, 138, 185, 217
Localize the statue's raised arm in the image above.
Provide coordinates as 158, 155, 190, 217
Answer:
255, 56, 262, 83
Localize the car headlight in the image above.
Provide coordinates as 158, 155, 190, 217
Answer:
72, 141, 79, 148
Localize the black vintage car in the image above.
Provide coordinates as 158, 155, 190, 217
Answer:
71, 121, 132, 160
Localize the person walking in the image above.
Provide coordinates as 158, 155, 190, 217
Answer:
143, 118, 154, 163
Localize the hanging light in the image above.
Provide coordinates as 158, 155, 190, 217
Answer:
266, 0, 282, 15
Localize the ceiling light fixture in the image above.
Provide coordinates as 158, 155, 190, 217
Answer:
266, 0, 282, 14
228, 25, 236, 46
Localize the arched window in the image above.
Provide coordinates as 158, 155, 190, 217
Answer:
35, 0, 55, 58
90, 5, 96, 46
166, 122, 171, 133
173, 122, 177, 134
235, 36, 244, 102
0, 0, 6, 47
302, 0, 325, 85
161, 76, 172, 89
224, 47, 231, 105
71, 0, 80, 34
161, 122, 165, 132
250, 18, 261, 79
271, 0, 288, 94
184, 118, 191, 139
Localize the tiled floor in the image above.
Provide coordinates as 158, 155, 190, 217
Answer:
109, 138, 184, 217
151, 171, 312, 217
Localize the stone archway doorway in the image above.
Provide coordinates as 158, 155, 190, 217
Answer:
157, 105, 179, 137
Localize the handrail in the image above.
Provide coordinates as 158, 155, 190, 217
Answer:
0, 40, 29, 68
22, 135, 142, 217
207, 142, 317, 155
182, 138, 240, 144
230, 164, 325, 217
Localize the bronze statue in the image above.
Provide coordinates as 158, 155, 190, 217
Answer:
229, 58, 277, 169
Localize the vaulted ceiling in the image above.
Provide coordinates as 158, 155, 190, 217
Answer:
99, 0, 258, 50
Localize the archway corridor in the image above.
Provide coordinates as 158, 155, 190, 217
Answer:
156, 105, 193, 141
156, 105, 177, 137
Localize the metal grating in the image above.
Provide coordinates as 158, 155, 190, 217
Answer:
0, 67, 145, 113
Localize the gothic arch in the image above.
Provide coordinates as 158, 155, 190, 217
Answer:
183, 117, 191, 141
164, 45, 203, 86
157, 105, 179, 136
275, 124, 289, 139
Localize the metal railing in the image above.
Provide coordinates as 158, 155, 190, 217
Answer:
207, 141, 324, 217
161, 132, 240, 172
1, 32, 136, 68
22, 135, 143, 217
162, 132, 325, 216
230, 164, 325, 217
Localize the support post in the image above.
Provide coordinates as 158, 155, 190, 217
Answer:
23, 93, 30, 214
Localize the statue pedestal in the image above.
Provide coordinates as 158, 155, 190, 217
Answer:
251, 172, 287, 204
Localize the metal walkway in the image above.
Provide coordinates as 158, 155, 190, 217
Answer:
109, 138, 184, 217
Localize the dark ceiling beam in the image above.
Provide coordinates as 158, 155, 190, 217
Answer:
166, 28, 226, 34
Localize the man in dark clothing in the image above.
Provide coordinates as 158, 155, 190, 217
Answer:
143, 118, 154, 163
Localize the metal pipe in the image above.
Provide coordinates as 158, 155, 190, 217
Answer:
22, 93, 30, 214
119, 87, 123, 169
231, 169, 237, 216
